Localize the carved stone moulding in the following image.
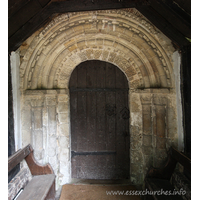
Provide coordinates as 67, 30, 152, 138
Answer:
19, 9, 174, 91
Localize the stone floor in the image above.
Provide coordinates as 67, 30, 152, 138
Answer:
56, 179, 141, 200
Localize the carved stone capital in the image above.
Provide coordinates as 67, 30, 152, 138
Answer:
153, 96, 168, 105
45, 96, 57, 106
140, 95, 152, 105
30, 98, 44, 107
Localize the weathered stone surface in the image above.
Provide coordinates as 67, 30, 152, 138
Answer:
57, 95, 68, 102
34, 149, 44, 161
48, 106, 57, 135
131, 172, 144, 185
49, 136, 57, 148
8, 167, 32, 200
143, 155, 153, 168
34, 130, 43, 150
21, 108, 32, 130
33, 108, 43, 129
59, 148, 70, 162
143, 135, 152, 146
59, 136, 69, 148
130, 125, 141, 135
130, 139, 141, 150
142, 105, 152, 135
48, 147, 56, 157
143, 146, 153, 155
156, 137, 166, 149
30, 98, 44, 107
48, 156, 58, 170
155, 105, 166, 137
130, 150, 143, 164
57, 102, 68, 113
22, 130, 31, 147
130, 112, 142, 127
58, 113, 68, 123
167, 106, 177, 139
58, 123, 70, 136
130, 163, 142, 173
45, 96, 57, 106
153, 149, 168, 167
19, 8, 180, 189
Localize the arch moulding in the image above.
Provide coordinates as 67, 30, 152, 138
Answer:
19, 9, 179, 189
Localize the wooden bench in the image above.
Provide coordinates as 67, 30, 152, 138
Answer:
144, 147, 191, 200
8, 144, 55, 200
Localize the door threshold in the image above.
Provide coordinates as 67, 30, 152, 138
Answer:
69, 179, 132, 185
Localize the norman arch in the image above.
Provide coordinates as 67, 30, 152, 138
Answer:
19, 9, 179, 189
20, 9, 174, 91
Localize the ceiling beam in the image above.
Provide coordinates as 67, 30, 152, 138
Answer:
172, 0, 191, 15
47, 0, 150, 13
150, 0, 190, 38
9, 0, 43, 38
136, 5, 190, 48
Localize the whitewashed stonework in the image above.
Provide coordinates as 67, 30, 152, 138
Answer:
19, 9, 181, 190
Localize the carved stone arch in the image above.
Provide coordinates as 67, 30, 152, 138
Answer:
20, 9, 175, 91
55, 52, 140, 90
19, 9, 179, 188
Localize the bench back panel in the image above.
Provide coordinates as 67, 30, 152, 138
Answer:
8, 144, 31, 172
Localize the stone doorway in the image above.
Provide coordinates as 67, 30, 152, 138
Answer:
18, 10, 181, 190
69, 60, 130, 179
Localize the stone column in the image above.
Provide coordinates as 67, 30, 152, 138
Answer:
10, 51, 21, 150
140, 95, 153, 175
30, 97, 45, 163
57, 89, 71, 186
129, 88, 177, 185
21, 90, 71, 190
44, 91, 58, 173
153, 95, 168, 167
21, 97, 32, 148
129, 90, 143, 185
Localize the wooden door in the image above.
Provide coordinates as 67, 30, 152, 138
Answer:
70, 60, 130, 179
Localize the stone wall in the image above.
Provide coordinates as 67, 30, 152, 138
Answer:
129, 89, 178, 184
21, 90, 71, 188
20, 88, 178, 189
18, 9, 180, 190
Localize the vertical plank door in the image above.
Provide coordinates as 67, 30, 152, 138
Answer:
70, 60, 129, 179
